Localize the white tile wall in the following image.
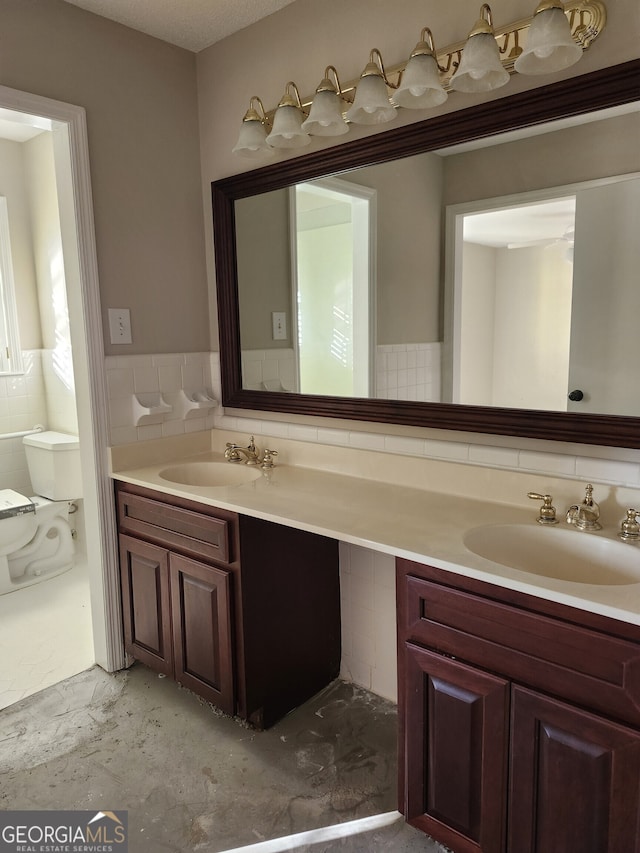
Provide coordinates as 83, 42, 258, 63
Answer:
339, 543, 397, 702
376, 342, 441, 402
105, 352, 219, 446
241, 348, 296, 392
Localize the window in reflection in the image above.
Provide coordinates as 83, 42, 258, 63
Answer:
294, 180, 373, 397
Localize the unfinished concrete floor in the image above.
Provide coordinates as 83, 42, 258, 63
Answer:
0, 665, 445, 852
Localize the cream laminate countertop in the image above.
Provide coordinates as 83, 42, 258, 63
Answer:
111, 448, 640, 627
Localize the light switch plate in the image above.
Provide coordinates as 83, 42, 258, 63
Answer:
108, 308, 132, 344
272, 311, 287, 341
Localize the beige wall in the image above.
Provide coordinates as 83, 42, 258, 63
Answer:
198, 0, 640, 351
1, 0, 637, 361
23, 133, 62, 351
0, 137, 41, 348
1, 0, 208, 355
236, 189, 292, 349
443, 111, 640, 206
351, 154, 443, 345
23, 131, 79, 433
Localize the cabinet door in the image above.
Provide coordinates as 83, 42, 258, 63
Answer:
170, 553, 234, 715
404, 642, 509, 853
119, 534, 173, 676
509, 685, 640, 853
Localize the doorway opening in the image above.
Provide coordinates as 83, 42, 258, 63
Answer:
0, 86, 123, 709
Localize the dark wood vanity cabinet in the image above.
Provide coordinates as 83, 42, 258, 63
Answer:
119, 535, 234, 710
397, 558, 640, 853
116, 481, 341, 728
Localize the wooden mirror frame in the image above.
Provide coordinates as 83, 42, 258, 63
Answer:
212, 60, 640, 448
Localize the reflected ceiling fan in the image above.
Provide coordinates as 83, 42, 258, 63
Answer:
507, 225, 575, 250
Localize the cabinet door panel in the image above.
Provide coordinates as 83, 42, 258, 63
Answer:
404, 642, 509, 853
170, 554, 234, 715
119, 535, 172, 675
509, 686, 640, 853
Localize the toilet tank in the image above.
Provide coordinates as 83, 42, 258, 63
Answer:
22, 431, 83, 500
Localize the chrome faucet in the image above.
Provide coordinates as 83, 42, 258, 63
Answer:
566, 483, 602, 531
225, 435, 260, 465
224, 436, 278, 469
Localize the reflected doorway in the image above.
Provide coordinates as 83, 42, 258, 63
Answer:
455, 196, 576, 411
292, 179, 375, 397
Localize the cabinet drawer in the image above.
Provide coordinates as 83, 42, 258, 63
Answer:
405, 575, 640, 727
118, 491, 231, 565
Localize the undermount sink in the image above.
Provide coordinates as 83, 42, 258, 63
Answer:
463, 523, 640, 586
158, 462, 262, 488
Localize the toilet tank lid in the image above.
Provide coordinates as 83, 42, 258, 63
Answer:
23, 430, 80, 451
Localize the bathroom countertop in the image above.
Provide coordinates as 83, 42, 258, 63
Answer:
111, 450, 640, 627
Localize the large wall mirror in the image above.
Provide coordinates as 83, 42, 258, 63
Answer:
213, 61, 640, 448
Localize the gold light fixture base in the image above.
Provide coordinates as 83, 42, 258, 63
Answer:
242, 0, 606, 134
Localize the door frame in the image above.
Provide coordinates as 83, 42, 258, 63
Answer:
0, 84, 124, 671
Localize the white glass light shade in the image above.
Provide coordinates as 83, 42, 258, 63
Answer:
265, 105, 311, 149
301, 90, 349, 136
345, 74, 396, 125
392, 54, 448, 110
514, 6, 582, 75
450, 32, 510, 93
232, 118, 272, 158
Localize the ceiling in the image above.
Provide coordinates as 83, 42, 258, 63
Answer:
60, 0, 300, 52
463, 198, 577, 249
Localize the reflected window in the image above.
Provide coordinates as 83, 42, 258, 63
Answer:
294, 180, 373, 397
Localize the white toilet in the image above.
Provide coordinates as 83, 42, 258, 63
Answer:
0, 431, 82, 594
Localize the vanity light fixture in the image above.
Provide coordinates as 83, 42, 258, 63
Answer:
392, 28, 448, 110
300, 66, 349, 136
515, 0, 584, 74
265, 82, 311, 149
450, 4, 510, 93
232, 0, 607, 156
232, 96, 273, 158
345, 49, 397, 125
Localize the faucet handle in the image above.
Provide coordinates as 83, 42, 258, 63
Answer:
527, 492, 559, 525
225, 442, 242, 462
618, 508, 640, 542
261, 449, 278, 470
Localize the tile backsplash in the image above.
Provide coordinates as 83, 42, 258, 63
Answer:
104, 351, 640, 490
376, 342, 441, 402
105, 352, 219, 446
241, 348, 296, 392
